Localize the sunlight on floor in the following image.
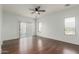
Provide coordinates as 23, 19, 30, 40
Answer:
19, 37, 32, 53
38, 39, 43, 51
63, 48, 77, 54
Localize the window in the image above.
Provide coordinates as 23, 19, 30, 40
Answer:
39, 22, 42, 32
64, 17, 75, 35
20, 22, 27, 37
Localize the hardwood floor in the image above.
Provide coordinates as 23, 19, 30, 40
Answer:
2, 36, 79, 54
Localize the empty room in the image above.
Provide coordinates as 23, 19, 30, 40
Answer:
0, 4, 79, 54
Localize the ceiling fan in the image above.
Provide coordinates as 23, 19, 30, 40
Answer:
29, 6, 46, 14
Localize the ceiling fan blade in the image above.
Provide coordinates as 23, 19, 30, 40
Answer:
31, 12, 35, 14
37, 6, 40, 9
29, 9, 35, 11
38, 10, 45, 12
38, 12, 40, 14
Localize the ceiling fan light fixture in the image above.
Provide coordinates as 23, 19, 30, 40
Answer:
29, 6, 45, 18
35, 11, 38, 14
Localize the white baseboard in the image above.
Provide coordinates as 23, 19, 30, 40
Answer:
0, 41, 2, 54
3, 37, 19, 41
38, 35, 79, 46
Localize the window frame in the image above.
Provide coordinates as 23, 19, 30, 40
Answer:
38, 22, 42, 33
64, 16, 76, 35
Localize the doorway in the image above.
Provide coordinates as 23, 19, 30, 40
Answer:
19, 22, 33, 38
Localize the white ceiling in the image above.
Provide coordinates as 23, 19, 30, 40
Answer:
3, 4, 78, 18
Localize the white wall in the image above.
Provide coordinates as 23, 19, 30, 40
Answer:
38, 6, 79, 45
0, 5, 2, 53
2, 11, 34, 41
